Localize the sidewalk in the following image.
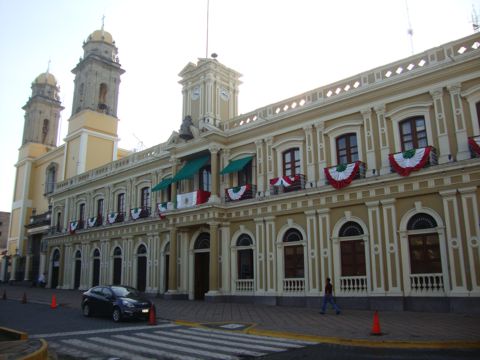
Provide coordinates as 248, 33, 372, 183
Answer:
1, 283, 480, 349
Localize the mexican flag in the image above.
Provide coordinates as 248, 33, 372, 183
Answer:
227, 184, 250, 201
270, 175, 299, 187
108, 212, 118, 224
177, 190, 211, 209
69, 221, 78, 234
389, 147, 431, 176
468, 137, 480, 156
324, 162, 360, 189
130, 208, 142, 220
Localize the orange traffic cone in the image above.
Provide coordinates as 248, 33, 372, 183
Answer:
148, 304, 156, 325
50, 294, 58, 309
22, 292, 27, 304
371, 310, 382, 336
2, 290, 6, 300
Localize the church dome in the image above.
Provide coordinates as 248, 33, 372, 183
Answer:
87, 29, 114, 45
34, 72, 57, 86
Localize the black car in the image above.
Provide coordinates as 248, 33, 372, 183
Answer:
81, 285, 152, 322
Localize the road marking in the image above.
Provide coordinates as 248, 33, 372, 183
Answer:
48, 341, 95, 358
61, 338, 154, 360
137, 332, 267, 357
113, 334, 240, 360
30, 323, 176, 338
88, 335, 198, 360
155, 329, 287, 352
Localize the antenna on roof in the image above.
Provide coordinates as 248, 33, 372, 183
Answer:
101, 14, 106, 35
205, 0, 210, 58
46, 59, 51, 74
472, 5, 479, 33
405, 0, 414, 55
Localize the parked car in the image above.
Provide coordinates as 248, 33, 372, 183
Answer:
81, 285, 152, 322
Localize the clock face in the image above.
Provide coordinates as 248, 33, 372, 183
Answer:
191, 86, 200, 100
220, 88, 230, 101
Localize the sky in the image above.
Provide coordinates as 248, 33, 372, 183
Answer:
0, 0, 478, 212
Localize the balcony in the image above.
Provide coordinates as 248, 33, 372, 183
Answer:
225, 184, 257, 202
130, 207, 151, 220
69, 220, 85, 234
325, 161, 366, 189
176, 189, 210, 209
87, 215, 103, 228
389, 146, 437, 176
269, 174, 306, 195
107, 212, 125, 224
409, 273, 445, 295
27, 210, 51, 228
468, 136, 480, 158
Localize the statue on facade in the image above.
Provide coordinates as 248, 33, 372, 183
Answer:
179, 115, 194, 140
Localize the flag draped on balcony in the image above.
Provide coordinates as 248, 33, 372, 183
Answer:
69, 221, 78, 234
157, 202, 168, 219
270, 175, 299, 187
227, 184, 250, 201
130, 208, 142, 220
108, 212, 117, 224
468, 137, 480, 156
389, 147, 431, 176
88, 217, 97, 227
324, 162, 360, 189
177, 190, 210, 209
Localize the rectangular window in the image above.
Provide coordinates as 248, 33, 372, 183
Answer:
400, 117, 427, 151
282, 148, 300, 177
336, 134, 358, 164
141, 187, 150, 208
238, 163, 252, 186
117, 193, 125, 213
340, 240, 366, 276
97, 199, 104, 217
284, 245, 304, 278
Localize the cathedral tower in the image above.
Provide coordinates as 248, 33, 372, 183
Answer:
64, 28, 125, 178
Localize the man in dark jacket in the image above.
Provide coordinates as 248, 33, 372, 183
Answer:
320, 277, 341, 314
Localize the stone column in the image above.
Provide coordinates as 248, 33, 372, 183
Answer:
265, 138, 274, 195
374, 105, 391, 175
170, 157, 179, 204
314, 121, 327, 185
361, 108, 377, 177
24, 251, 32, 282
303, 125, 316, 187
255, 217, 266, 293
9, 254, 18, 282
305, 210, 320, 293
221, 149, 230, 196
430, 88, 451, 163
208, 146, 220, 203
167, 227, 178, 294
255, 140, 265, 196
366, 201, 385, 293
447, 84, 469, 161
380, 199, 402, 295
207, 222, 220, 294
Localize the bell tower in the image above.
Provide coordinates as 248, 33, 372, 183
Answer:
21, 72, 63, 148
178, 56, 242, 129
64, 28, 125, 179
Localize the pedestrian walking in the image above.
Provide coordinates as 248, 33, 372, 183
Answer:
320, 277, 340, 315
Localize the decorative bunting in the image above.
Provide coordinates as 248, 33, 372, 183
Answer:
88, 217, 97, 227
324, 161, 360, 189
270, 175, 299, 187
108, 212, 118, 224
468, 137, 480, 156
157, 202, 168, 219
227, 185, 249, 201
130, 208, 142, 220
69, 221, 78, 234
389, 147, 431, 176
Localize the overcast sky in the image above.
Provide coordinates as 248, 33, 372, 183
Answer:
0, 0, 478, 212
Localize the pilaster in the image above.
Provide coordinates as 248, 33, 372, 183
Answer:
374, 105, 391, 175
447, 84, 469, 161
303, 125, 316, 186
366, 201, 385, 293
361, 108, 377, 176
430, 88, 451, 163
314, 121, 327, 185
380, 199, 402, 294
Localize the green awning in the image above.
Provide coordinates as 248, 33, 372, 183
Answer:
220, 156, 253, 175
151, 177, 173, 192
173, 156, 210, 182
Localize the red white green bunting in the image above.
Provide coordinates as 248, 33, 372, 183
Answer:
227, 184, 250, 201
177, 190, 211, 209
389, 147, 431, 176
69, 221, 78, 234
88, 217, 97, 227
157, 202, 168, 219
108, 212, 118, 224
324, 162, 360, 189
131, 208, 142, 220
270, 175, 299, 187
468, 137, 480, 156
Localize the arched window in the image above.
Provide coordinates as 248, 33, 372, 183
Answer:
93, 249, 100, 257
407, 213, 441, 274
194, 233, 210, 249
400, 116, 427, 151
75, 250, 81, 259
236, 234, 254, 280
98, 83, 107, 110
113, 247, 122, 256
137, 244, 147, 255
282, 148, 300, 177
112, 246, 122, 285
42, 119, 49, 143
45, 163, 57, 195
339, 221, 366, 277
336, 133, 358, 164
283, 229, 304, 278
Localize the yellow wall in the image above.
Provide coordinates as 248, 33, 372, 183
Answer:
86, 136, 114, 171
8, 208, 20, 239
65, 137, 81, 179
68, 110, 118, 137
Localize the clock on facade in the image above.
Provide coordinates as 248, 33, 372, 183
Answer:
220, 88, 230, 101
191, 86, 200, 100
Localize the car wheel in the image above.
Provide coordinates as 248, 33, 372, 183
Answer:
82, 303, 91, 317
112, 307, 122, 322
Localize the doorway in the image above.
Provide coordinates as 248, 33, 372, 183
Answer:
194, 252, 209, 300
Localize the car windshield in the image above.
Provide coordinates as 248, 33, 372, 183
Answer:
111, 286, 139, 297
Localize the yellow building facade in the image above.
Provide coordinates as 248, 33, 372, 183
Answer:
6, 29, 480, 312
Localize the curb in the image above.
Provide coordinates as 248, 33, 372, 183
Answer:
173, 320, 480, 350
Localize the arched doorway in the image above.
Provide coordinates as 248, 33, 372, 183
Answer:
137, 244, 147, 292
112, 247, 122, 285
194, 233, 210, 300
74, 250, 81, 289
51, 249, 60, 289
92, 249, 100, 287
